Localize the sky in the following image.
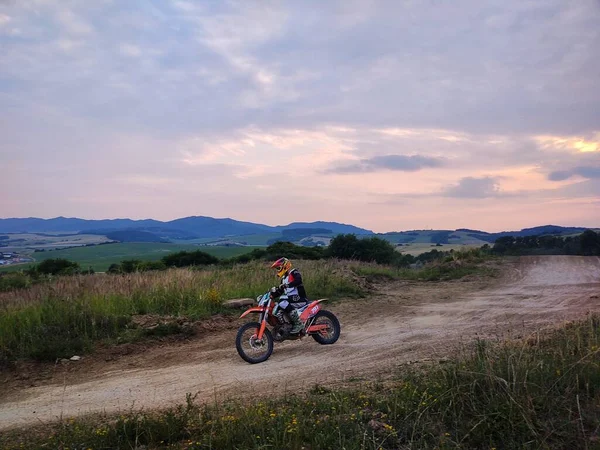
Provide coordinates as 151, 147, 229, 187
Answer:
1, 0, 599, 233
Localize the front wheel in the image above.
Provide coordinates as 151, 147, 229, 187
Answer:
236, 322, 274, 364
310, 310, 341, 345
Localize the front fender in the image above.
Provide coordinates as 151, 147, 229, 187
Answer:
240, 306, 266, 318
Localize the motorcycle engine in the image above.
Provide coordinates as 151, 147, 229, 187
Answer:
273, 315, 292, 342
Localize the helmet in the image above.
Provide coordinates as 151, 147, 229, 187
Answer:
271, 257, 292, 278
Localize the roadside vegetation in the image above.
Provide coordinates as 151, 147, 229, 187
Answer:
351, 247, 497, 282
3, 315, 598, 449
0, 258, 94, 292
0, 260, 366, 364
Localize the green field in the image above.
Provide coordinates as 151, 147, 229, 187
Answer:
1, 243, 258, 272
396, 242, 484, 256
380, 230, 491, 245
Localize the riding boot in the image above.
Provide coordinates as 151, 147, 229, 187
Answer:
289, 309, 303, 334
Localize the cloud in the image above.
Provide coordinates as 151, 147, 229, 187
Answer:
548, 180, 600, 198
0, 0, 599, 230
548, 166, 600, 181
119, 43, 142, 58
1, 0, 599, 135
55, 9, 93, 35
328, 154, 445, 173
442, 177, 502, 199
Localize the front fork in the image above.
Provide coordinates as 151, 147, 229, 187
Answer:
257, 298, 272, 340
257, 312, 268, 340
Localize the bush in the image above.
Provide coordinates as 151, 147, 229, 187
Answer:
107, 263, 121, 274
107, 260, 167, 274
327, 234, 398, 264
0, 272, 32, 292
162, 250, 220, 268
226, 242, 325, 266
120, 259, 143, 273
32, 258, 81, 275
140, 260, 167, 271
262, 241, 325, 260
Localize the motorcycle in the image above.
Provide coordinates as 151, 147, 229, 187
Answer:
235, 289, 341, 364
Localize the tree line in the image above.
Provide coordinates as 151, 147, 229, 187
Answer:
491, 229, 600, 256
3, 229, 598, 286
106, 235, 456, 273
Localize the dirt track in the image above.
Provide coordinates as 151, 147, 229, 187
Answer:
1, 256, 599, 431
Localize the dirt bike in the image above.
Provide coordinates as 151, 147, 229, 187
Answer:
235, 290, 341, 364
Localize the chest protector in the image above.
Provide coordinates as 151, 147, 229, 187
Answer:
281, 269, 307, 300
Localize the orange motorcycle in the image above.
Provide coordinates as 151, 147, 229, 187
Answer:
235, 290, 341, 364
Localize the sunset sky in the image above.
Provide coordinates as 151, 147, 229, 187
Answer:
1, 0, 599, 233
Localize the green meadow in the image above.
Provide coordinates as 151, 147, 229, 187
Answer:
2, 243, 258, 272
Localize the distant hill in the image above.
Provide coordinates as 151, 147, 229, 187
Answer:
457, 225, 590, 243
378, 225, 595, 245
0, 217, 163, 233
277, 221, 373, 235
166, 216, 273, 237
0, 217, 593, 247
0, 216, 373, 238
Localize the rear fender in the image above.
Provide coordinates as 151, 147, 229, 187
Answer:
240, 307, 266, 318
300, 299, 327, 321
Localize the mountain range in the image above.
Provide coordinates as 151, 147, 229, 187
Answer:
0, 216, 594, 247
0, 216, 373, 238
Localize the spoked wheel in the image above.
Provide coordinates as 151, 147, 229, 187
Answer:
236, 322, 274, 364
310, 310, 341, 345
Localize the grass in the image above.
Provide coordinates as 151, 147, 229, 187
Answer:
1, 243, 258, 272
352, 249, 497, 282
3, 315, 599, 449
0, 260, 363, 363
0, 272, 33, 292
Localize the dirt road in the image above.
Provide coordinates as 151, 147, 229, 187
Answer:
1, 256, 599, 430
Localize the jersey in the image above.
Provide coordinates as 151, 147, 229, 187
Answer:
281, 268, 307, 301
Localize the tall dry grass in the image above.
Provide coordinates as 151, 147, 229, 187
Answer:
0, 261, 363, 363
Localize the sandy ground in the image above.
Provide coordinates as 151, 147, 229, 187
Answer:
0, 256, 599, 431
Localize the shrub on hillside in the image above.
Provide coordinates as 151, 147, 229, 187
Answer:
0, 272, 32, 292
162, 250, 219, 268
262, 241, 325, 260
31, 258, 81, 275
227, 242, 325, 265
108, 260, 167, 274
327, 234, 398, 264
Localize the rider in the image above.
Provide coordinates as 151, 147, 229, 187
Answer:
270, 257, 308, 334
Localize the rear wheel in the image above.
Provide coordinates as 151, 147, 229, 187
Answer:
310, 310, 341, 345
236, 322, 274, 364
